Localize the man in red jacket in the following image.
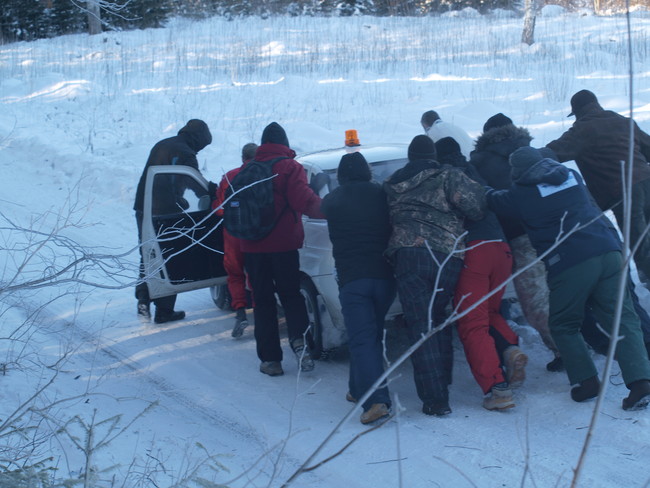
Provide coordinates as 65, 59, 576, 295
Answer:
242, 122, 325, 377
214, 143, 257, 338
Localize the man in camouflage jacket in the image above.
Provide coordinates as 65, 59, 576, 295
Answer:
383, 135, 485, 417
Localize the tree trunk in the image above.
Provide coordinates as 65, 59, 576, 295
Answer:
521, 0, 537, 46
87, 1, 101, 35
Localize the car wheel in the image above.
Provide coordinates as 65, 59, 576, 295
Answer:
210, 284, 231, 310
300, 276, 323, 360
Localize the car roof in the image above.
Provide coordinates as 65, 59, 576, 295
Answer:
296, 143, 408, 171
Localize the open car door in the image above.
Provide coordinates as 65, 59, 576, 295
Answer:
141, 165, 226, 299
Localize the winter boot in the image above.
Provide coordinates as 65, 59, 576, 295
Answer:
259, 361, 284, 377
622, 379, 650, 411
137, 300, 151, 321
571, 375, 600, 402
154, 309, 186, 324
504, 345, 528, 388
231, 308, 249, 338
422, 398, 451, 417
483, 382, 515, 411
292, 338, 315, 372
360, 403, 391, 425
546, 354, 565, 372
346, 392, 357, 403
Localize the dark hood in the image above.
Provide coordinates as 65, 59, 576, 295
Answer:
515, 158, 570, 186
178, 119, 212, 152
337, 152, 371, 184
474, 124, 533, 156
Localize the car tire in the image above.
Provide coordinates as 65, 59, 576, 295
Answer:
300, 276, 323, 360
210, 284, 231, 310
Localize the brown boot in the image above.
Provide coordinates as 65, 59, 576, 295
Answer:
360, 403, 390, 424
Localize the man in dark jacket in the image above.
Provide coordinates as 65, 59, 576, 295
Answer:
133, 119, 213, 324
436, 137, 525, 411
487, 146, 650, 410
242, 122, 324, 377
384, 135, 485, 416
547, 89, 650, 286
321, 152, 396, 424
471, 113, 562, 371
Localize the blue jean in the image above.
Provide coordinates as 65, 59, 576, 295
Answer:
340, 278, 396, 411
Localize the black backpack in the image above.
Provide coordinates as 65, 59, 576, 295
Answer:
222, 157, 287, 241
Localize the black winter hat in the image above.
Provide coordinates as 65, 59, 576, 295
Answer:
509, 146, 542, 179
568, 89, 598, 117
434, 137, 462, 161
408, 135, 437, 161
337, 152, 371, 184
483, 113, 513, 133
261, 122, 290, 147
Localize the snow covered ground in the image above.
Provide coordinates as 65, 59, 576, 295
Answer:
1, 7, 650, 487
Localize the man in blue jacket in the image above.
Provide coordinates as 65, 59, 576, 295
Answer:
487, 146, 650, 410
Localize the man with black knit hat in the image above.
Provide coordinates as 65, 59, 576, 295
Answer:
384, 134, 485, 416
133, 118, 214, 324
487, 146, 650, 410
547, 89, 650, 288
321, 152, 396, 424
470, 113, 563, 372
241, 122, 324, 377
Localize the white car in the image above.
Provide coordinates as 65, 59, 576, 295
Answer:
296, 142, 408, 357
140, 139, 408, 357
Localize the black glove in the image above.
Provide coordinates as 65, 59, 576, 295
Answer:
208, 181, 218, 198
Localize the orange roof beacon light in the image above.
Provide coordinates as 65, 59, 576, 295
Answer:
345, 129, 360, 147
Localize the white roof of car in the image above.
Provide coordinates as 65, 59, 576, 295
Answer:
297, 143, 408, 171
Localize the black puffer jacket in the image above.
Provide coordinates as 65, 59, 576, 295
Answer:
133, 119, 212, 213
469, 124, 533, 241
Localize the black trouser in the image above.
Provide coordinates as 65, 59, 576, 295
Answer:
135, 211, 176, 312
611, 178, 650, 284
245, 250, 310, 362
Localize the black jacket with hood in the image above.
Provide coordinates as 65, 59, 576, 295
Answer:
321, 153, 393, 287
487, 155, 620, 278
133, 119, 212, 213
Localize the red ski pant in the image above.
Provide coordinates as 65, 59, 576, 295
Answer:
454, 240, 518, 394
224, 230, 249, 310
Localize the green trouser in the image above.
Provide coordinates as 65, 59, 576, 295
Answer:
548, 251, 650, 386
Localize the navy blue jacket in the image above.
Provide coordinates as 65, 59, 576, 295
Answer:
486, 159, 620, 278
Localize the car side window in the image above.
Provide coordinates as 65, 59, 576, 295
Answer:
152, 173, 208, 217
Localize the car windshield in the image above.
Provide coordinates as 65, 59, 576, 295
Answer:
323, 158, 408, 192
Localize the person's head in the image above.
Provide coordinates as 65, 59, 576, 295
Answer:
241, 142, 258, 162
408, 135, 437, 162
509, 146, 542, 180
568, 89, 599, 118
482, 113, 513, 133
178, 119, 212, 152
261, 122, 289, 147
434, 137, 464, 166
420, 110, 440, 131
337, 152, 371, 185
